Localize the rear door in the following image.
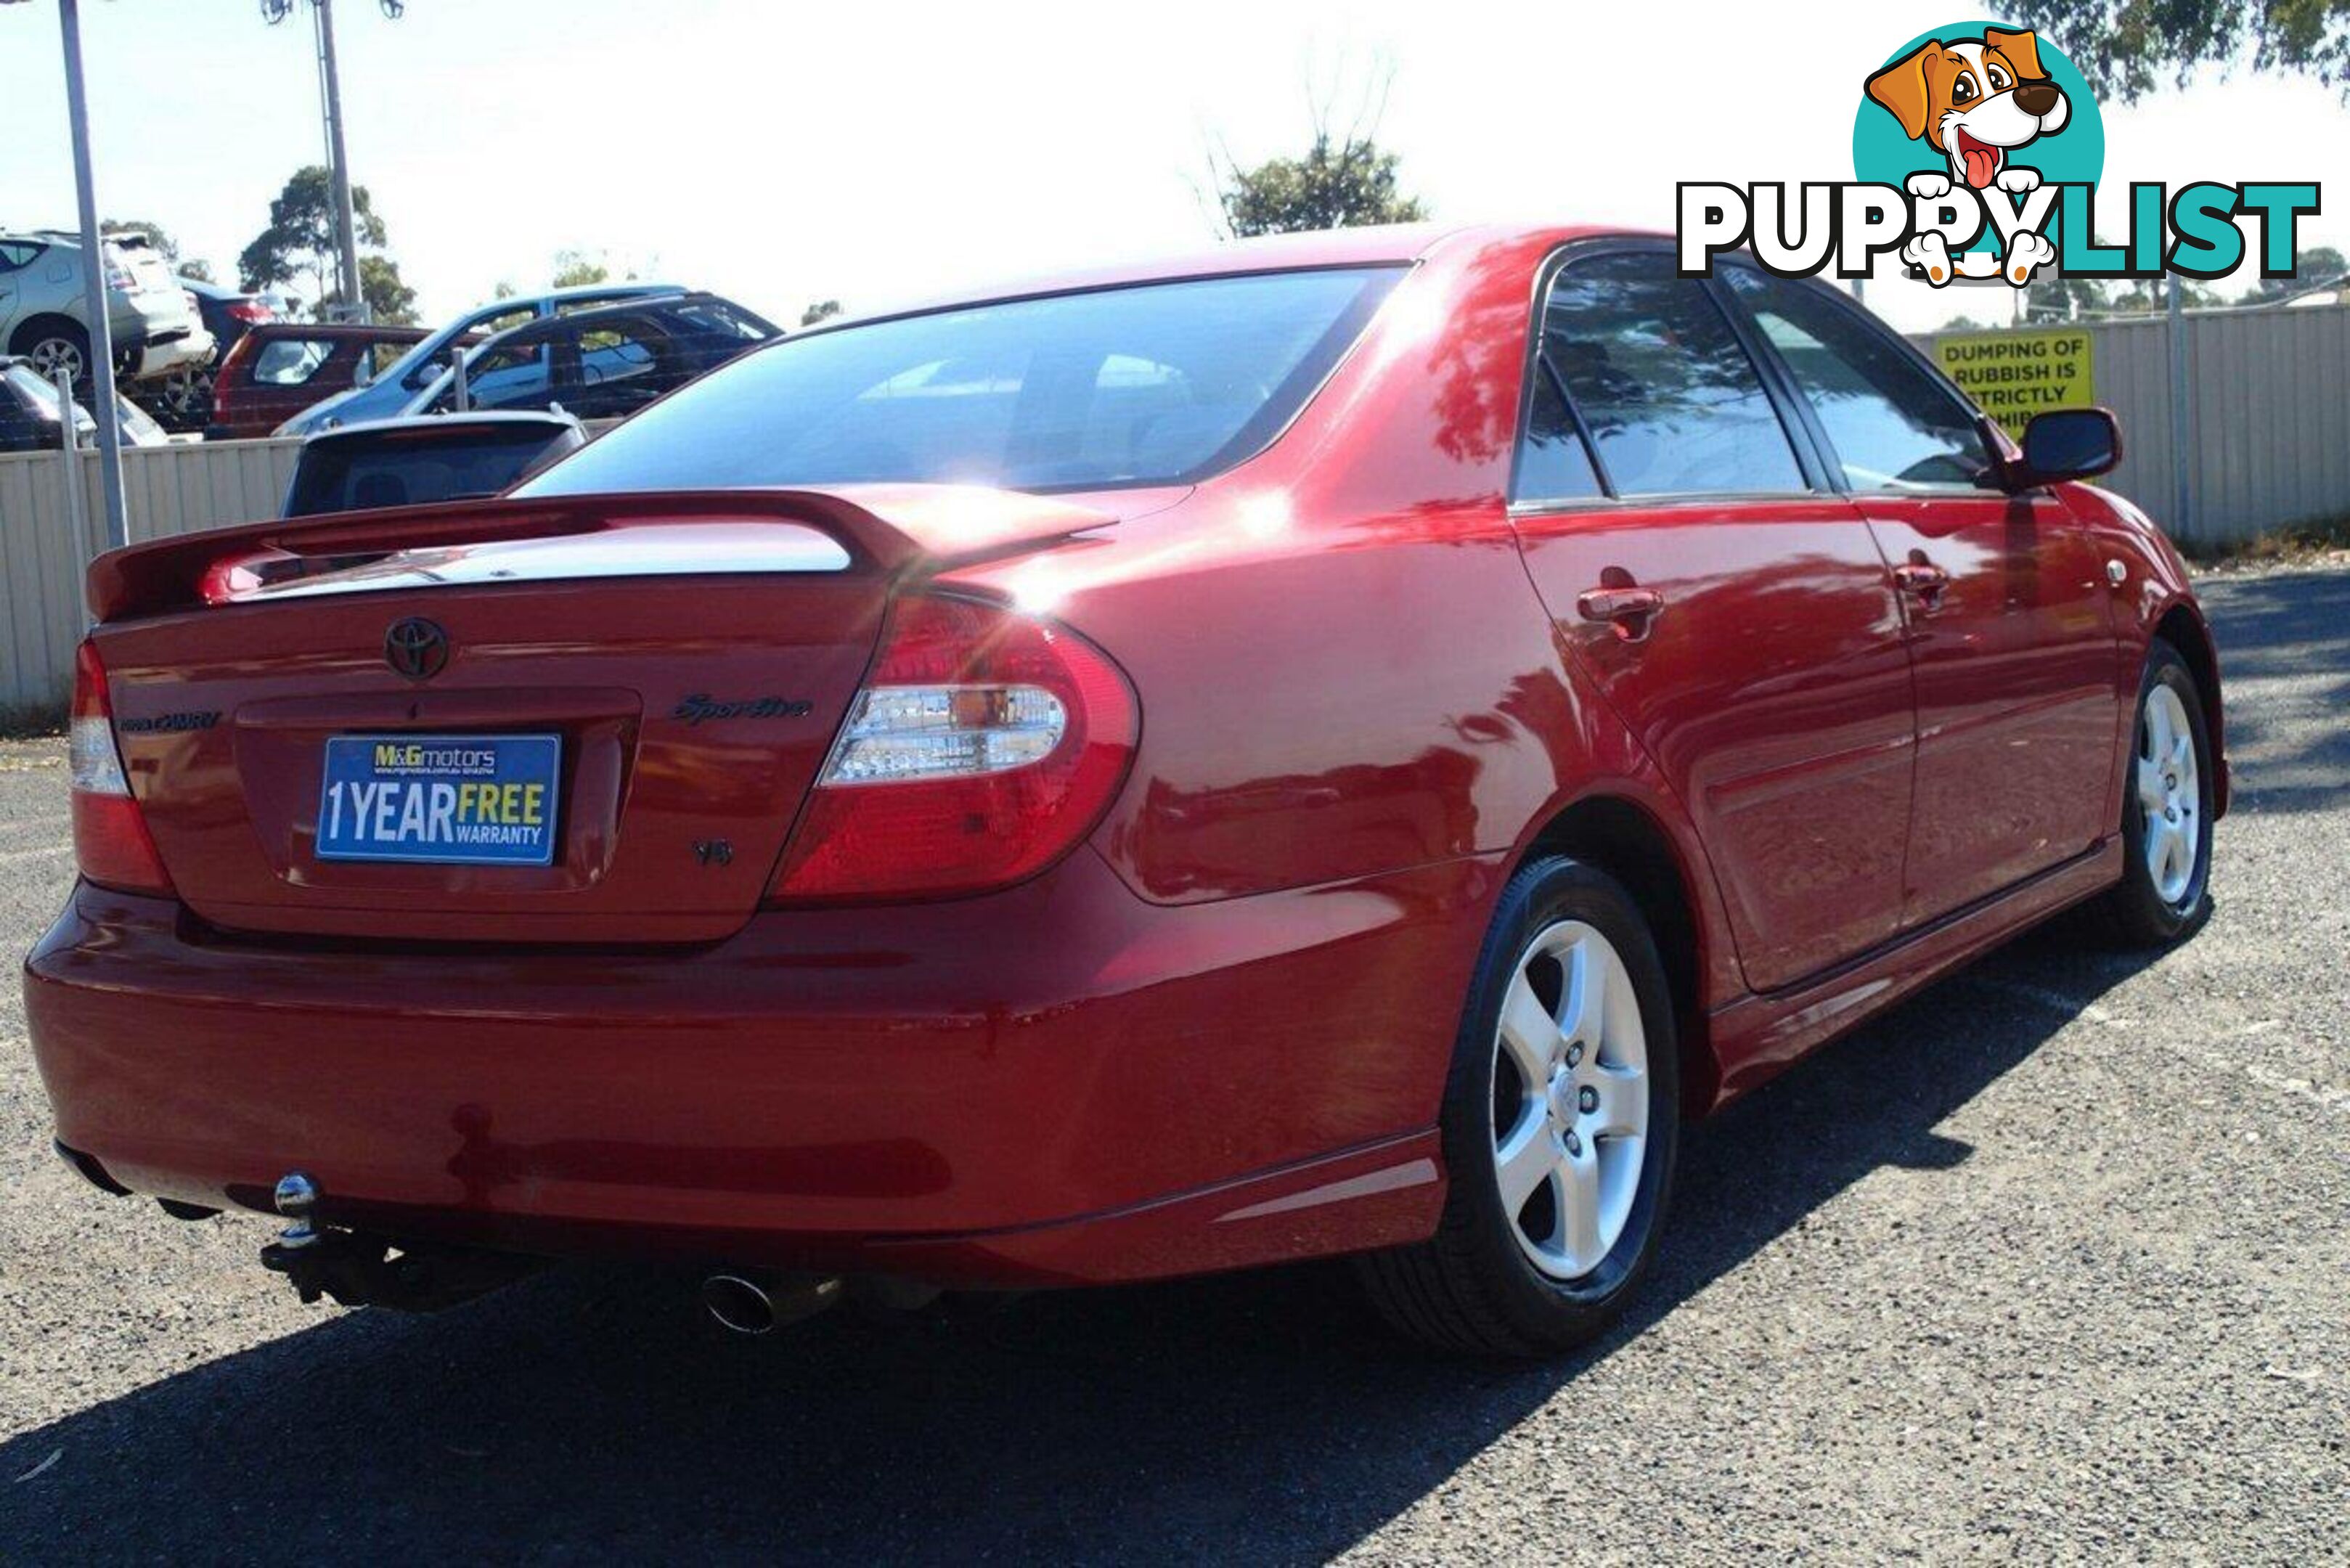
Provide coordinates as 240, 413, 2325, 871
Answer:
1510, 245, 1917, 992
1716, 266, 2119, 924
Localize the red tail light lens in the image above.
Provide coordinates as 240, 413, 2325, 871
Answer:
226, 301, 273, 324
69, 641, 172, 896
766, 593, 1138, 903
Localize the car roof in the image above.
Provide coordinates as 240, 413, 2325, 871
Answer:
809, 221, 1624, 324
179, 276, 253, 300
538, 280, 685, 301
304, 409, 583, 444
243, 321, 433, 343
462, 291, 756, 349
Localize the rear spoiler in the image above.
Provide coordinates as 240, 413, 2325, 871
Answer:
86, 485, 1120, 624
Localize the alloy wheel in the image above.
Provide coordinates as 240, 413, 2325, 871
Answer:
1490, 918, 1650, 1280
26, 335, 87, 387
155, 364, 213, 428
2136, 684, 2200, 907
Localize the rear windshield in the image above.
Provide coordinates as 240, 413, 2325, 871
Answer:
285, 425, 574, 518
516, 266, 1401, 497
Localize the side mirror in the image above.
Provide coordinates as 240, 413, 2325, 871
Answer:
2006, 407, 2121, 490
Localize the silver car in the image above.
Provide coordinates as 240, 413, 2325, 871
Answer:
275, 280, 683, 436
0, 229, 213, 390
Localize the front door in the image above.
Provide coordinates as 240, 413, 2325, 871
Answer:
1511, 248, 1918, 993
1715, 265, 2119, 926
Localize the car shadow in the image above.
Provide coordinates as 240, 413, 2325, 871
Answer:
0, 927, 2163, 1564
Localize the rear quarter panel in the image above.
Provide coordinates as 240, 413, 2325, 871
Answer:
945, 229, 1745, 1015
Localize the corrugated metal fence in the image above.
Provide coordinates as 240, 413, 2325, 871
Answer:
4, 307, 2348, 711
1914, 300, 2350, 548
2074, 303, 2350, 548
1, 437, 303, 713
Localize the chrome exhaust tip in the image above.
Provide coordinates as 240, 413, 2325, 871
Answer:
701, 1273, 779, 1335
701, 1271, 844, 1336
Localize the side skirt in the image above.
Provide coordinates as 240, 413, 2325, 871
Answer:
1702, 837, 2123, 1110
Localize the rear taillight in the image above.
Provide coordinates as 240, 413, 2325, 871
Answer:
227, 301, 272, 324
765, 593, 1138, 903
69, 641, 172, 896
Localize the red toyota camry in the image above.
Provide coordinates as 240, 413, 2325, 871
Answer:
25, 225, 2222, 1355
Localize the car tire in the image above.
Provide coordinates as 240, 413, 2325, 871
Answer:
1357, 855, 1679, 1357
150, 362, 215, 432
12, 318, 92, 389
2094, 638, 2215, 946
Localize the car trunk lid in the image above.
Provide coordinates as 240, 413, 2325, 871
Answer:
89, 485, 1153, 943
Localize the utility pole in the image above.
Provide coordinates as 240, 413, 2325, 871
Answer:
263, 0, 401, 322
314, 0, 366, 321
55, 0, 127, 552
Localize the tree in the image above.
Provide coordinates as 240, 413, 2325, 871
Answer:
2246, 242, 2348, 298
238, 166, 390, 314
2105, 279, 2224, 311
2023, 272, 2110, 322
103, 218, 217, 282
326, 254, 417, 326
550, 248, 611, 287
2015, 0, 2350, 102
800, 299, 841, 326
1208, 73, 1427, 237
102, 218, 181, 266
1213, 129, 1428, 237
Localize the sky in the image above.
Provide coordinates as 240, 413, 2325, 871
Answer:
2, 0, 2345, 335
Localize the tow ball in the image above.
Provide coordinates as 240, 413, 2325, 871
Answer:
258, 1170, 539, 1312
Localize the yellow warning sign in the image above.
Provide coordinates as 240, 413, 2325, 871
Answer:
1933, 327, 2097, 439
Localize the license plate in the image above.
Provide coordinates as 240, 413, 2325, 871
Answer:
317, 734, 560, 866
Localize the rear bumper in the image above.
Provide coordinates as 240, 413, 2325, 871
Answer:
129, 324, 214, 381
25, 852, 1492, 1286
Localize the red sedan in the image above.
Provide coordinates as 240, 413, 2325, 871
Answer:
25, 225, 2222, 1355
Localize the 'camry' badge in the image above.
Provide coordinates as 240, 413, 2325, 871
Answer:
384, 618, 449, 682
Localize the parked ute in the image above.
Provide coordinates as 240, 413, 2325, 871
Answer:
25, 226, 2224, 1355
205, 322, 433, 441
274, 282, 687, 437
0, 229, 212, 389
405, 292, 779, 422
280, 412, 587, 518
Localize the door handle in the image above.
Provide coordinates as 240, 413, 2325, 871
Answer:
1893, 562, 1949, 607
1576, 585, 1665, 641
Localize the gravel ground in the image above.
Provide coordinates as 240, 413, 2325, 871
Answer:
2, 567, 2344, 1563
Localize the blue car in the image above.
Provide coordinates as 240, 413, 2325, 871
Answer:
274, 282, 685, 436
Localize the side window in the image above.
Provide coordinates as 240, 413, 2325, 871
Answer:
576, 321, 661, 388
442, 339, 555, 413
357, 342, 409, 387
1723, 268, 1996, 491
1541, 252, 1806, 497
0, 240, 44, 273
250, 339, 331, 385
1513, 361, 1604, 505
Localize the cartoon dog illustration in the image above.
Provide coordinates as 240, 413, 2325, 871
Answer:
1867, 26, 2070, 192
1868, 26, 2070, 286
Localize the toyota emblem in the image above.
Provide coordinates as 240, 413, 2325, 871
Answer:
384, 617, 450, 681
